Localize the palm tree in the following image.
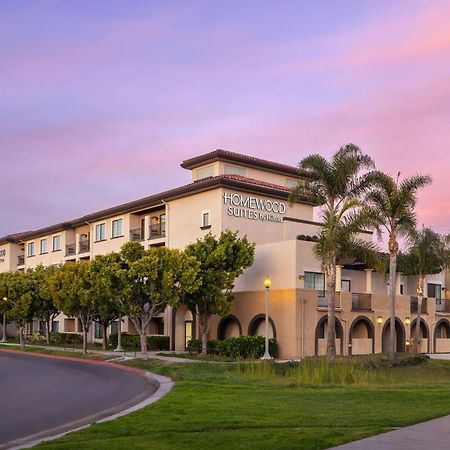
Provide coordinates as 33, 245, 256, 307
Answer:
398, 227, 444, 353
290, 144, 379, 361
365, 172, 431, 360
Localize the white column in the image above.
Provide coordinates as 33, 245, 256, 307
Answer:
335, 265, 342, 292
365, 269, 373, 294
396, 273, 402, 295
144, 215, 150, 241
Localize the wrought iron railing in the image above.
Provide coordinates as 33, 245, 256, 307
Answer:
149, 223, 166, 239
65, 243, 76, 256
351, 293, 372, 311
79, 239, 90, 254
130, 227, 145, 242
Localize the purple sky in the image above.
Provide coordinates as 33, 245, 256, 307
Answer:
1, 0, 449, 246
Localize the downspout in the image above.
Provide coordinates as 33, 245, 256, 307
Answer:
301, 298, 306, 359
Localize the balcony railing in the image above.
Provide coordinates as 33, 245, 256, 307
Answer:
317, 291, 341, 308
65, 243, 76, 257
435, 298, 450, 313
79, 240, 90, 254
352, 293, 372, 311
130, 227, 145, 242
410, 297, 428, 314
149, 223, 166, 240
17, 255, 25, 266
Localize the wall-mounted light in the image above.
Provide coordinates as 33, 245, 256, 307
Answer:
406, 340, 410, 346
298, 274, 304, 280
404, 317, 410, 325
377, 316, 383, 324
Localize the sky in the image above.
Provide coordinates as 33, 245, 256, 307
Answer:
1, 0, 449, 247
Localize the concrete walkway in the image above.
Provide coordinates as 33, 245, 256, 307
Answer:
330, 414, 450, 449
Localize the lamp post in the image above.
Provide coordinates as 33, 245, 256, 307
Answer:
261, 276, 272, 360
114, 315, 123, 352
1, 297, 8, 343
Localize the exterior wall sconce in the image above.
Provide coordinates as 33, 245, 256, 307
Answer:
406, 340, 410, 347
298, 274, 304, 280
404, 317, 410, 325
376, 316, 383, 324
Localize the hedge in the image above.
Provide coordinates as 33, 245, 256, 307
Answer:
187, 336, 278, 359
50, 332, 83, 345
108, 333, 170, 351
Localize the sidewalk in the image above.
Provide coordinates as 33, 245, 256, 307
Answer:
330, 414, 450, 449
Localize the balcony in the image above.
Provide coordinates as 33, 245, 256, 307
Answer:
435, 298, 450, 313
317, 291, 341, 308
130, 227, 145, 242
149, 224, 166, 240
351, 293, 372, 311
410, 297, 428, 314
65, 243, 76, 257
17, 255, 25, 266
79, 239, 90, 254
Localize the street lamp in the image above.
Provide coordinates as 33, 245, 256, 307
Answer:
261, 276, 272, 360
114, 315, 123, 352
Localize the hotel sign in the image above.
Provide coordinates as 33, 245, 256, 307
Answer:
223, 192, 286, 223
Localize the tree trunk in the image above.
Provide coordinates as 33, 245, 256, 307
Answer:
102, 322, 108, 350
413, 274, 425, 353
326, 260, 337, 362
388, 249, 397, 361
19, 325, 25, 349
1, 312, 6, 342
82, 328, 88, 354
139, 329, 148, 359
198, 310, 211, 356
46, 318, 51, 345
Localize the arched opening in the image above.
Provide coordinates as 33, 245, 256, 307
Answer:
248, 314, 276, 339
434, 320, 450, 353
382, 318, 406, 353
217, 315, 242, 340
410, 318, 430, 353
315, 316, 344, 356
349, 316, 374, 355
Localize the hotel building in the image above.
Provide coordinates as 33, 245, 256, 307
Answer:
1, 149, 449, 358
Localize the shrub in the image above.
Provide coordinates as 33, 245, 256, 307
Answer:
148, 335, 170, 351
186, 339, 221, 354
108, 333, 170, 351
50, 332, 83, 345
220, 336, 278, 359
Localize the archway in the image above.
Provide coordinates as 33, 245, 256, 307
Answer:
217, 315, 242, 340
410, 318, 430, 353
382, 318, 406, 353
248, 314, 276, 339
349, 316, 374, 355
434, 319, 450, 353
315, 316, 344, 356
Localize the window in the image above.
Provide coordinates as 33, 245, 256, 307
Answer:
27, 242, 35, 257
201, 211, 210, 228
52, 235, 61, 251
304, 272, 325, 297
160, 214, 166, 235
51, 321, 60, 333
112, 219, 124, 238
400, 284, 404, 295
40, 239, 48, 254
341, 280, 351, 292
195, 165, 214, 180
224, 164, 246, 177
428, 283, 442, 300
95, 223, 106, 242
94, 322, 103, 340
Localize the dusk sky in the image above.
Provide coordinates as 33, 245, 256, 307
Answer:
1, 0, 449, 247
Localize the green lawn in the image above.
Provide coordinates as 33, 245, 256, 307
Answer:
34, 357, 450, 450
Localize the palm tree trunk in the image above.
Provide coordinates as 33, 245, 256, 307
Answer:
326, 260, 337, 362
389, 251, 397, 361
413, 274, 425, 353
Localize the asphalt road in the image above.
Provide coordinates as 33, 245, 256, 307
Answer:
0, 352, 154, 449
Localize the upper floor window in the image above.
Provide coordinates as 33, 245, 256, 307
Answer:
40, 239, 48, 254
52, 235, 61, 252
160, 214, 166, 235
95, 223, 106, 242
428, 283, 442, 300
112, 219, 124, 238
341, 280, 351, 292
201, 211, 210, 228
27, 242, 35, 257
195, 165, 214, 180
224, 164, 246, 177
304, 271, 325, 297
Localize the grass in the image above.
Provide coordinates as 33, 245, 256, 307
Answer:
0, 344, 112, 361
33, 355, 450, 450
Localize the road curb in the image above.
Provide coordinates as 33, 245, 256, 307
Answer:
0, 349, 174, 450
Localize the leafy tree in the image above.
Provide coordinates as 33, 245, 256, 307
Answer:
0, 272, 13, 342
289, 144, 378, 361
120, 243, 200, 358
32, 265, 60, 344
7, 271, 36, 348
398, 228, 446, 352
90, 253, 127, 350
366, 172, 431, 360
49, 261, 95, 354
183, 231, 255, 355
